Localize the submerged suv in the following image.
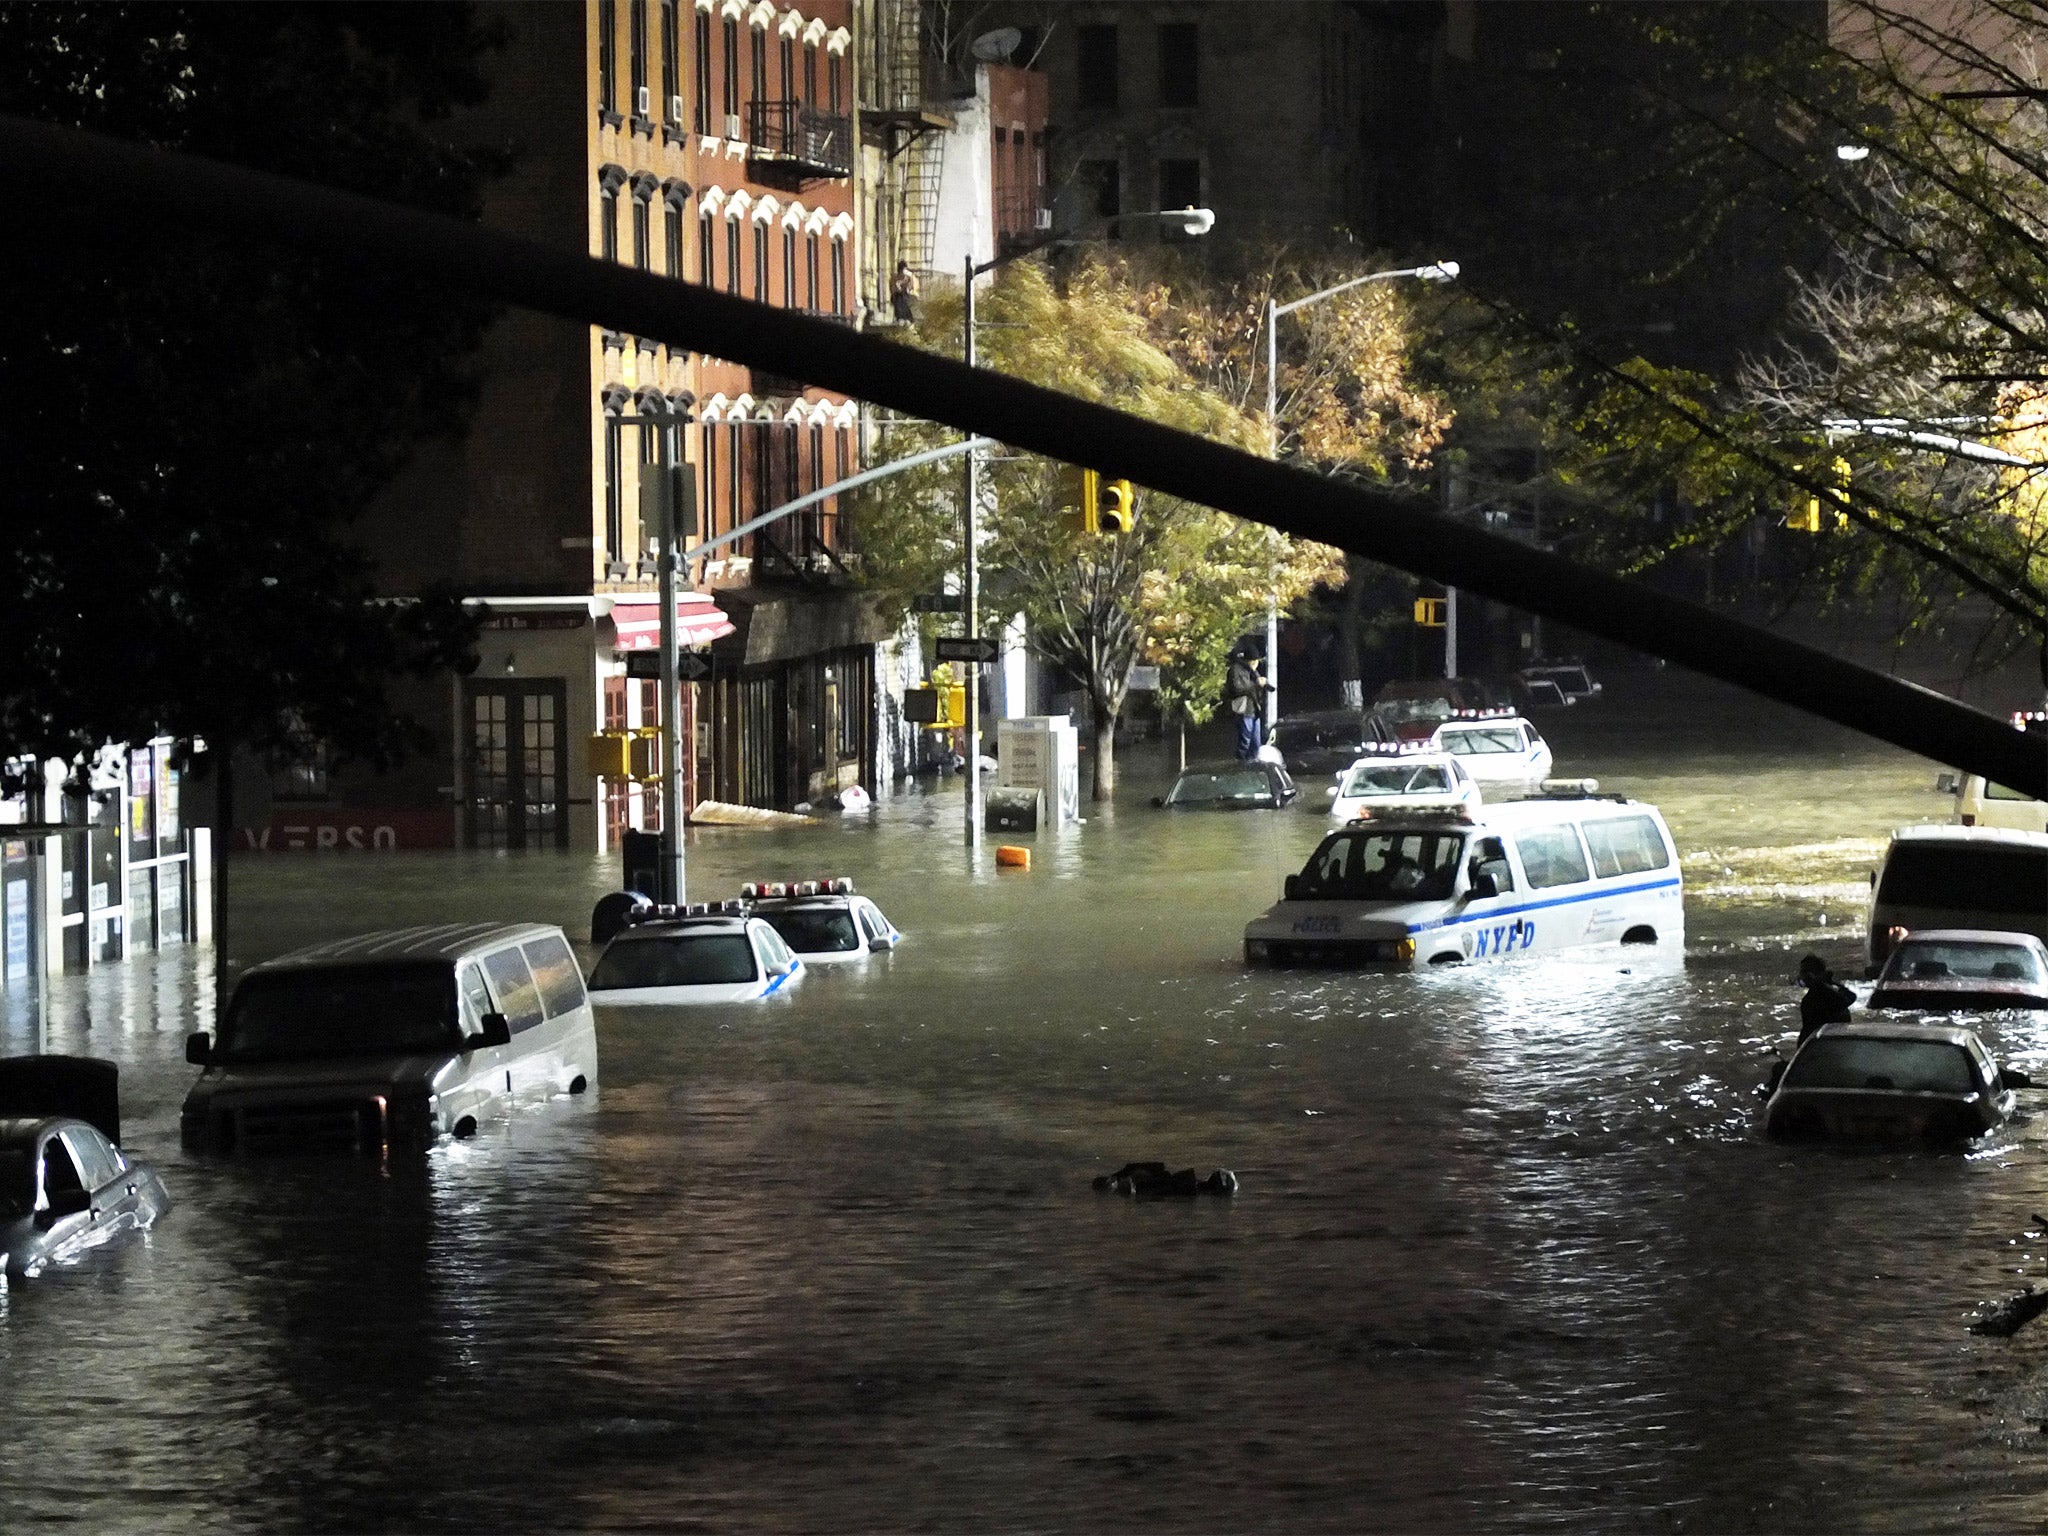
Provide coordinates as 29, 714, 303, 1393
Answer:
182, 923, 598, 1154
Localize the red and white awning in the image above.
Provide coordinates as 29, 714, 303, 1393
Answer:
611, 595, 735, 651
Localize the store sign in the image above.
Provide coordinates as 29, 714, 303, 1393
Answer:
240, 809, 455, 852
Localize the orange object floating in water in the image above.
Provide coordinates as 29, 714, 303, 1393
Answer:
995, 845, 1030, 869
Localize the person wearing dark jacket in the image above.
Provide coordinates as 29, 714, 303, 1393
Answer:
1797, 954, 1856, 1041
1224, 649, 1267, 761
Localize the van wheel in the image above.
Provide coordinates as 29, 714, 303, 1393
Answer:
567, 1075, 588, 1095
1620, 926, 1657, 946
452, 1115, 479, 1140
1429, 952, 1463, 966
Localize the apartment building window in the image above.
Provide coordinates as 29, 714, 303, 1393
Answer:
1157, 22, 1198, 108
603, 402, 623, 562
835, 427, 849, 484
810, 422, 825, 494
702, 423, 720, 537
827, 51, 843, 114
599, 0, 618, 115
699, 209, 716, 284
806, 232, 820, 309
1079, 158, 1121, 222
629, 0, 647, 114
1076, 25, 1118, 109
782, 226, 797, 305
722, 16, 739, 129
660, 0, 678, 115
694, 9, 712, 132
727, 421, 744, 531
665, 198, 684, 276
599, 174, 622, 260
782, 426, 802, 521
804, 41, 817, 105
829, 236, 845, 315
725, 217, 742, 295
753, 221, 770, 301
632, 189, 651, 269
750, 22, 767, 112
780, 35, 794, 101
753, 429, 774, 530
1158, 157, 1201, 227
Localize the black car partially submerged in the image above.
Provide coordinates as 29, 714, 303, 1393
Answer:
0, 1057, 170, 1281
1155, 760, 1298, 810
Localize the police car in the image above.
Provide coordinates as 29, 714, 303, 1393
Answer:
1428, 710, 1554, 797
1327, 744, 1481, 822
586, 908, 803, 1005
739, 878, 902, 965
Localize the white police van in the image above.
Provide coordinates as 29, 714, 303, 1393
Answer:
1243, 791, 1683, 968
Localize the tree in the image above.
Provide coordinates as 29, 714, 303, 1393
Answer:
0, 4, 500, 774
844, 257, 1344, 798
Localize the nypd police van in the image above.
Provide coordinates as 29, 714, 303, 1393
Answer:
1243, 790, 1683, 968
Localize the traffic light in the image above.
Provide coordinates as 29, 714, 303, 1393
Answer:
1791, 456, 1851, 533
1413, 597, 1447, 628
1075, 469, 1135, 536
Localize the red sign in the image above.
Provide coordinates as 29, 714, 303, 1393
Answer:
239, 809, 455, 852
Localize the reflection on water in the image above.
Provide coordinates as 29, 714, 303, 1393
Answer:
6, 676, 2048, 1533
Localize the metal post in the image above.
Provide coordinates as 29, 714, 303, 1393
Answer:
656, 414, 686, 904
962, 251, 983, 850
1444, 587, 1459, 680
1264, 296, 1279, 732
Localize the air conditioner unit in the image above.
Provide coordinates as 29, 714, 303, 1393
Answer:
726, 112, 743, 140
636, 85, 652, 117
669, 94, 685, 124
1033, 207, 1054, 231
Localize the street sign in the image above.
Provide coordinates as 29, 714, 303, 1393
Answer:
625, 650, 711, 681
934, 635, 999, 665
1127, 665, 1160, 691
912, 591, 964, 614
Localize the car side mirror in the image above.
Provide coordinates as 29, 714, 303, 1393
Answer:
868, 936, 892, 953
769, 959, 797, 978
467, 1012, 512, 1050
37, 1188, 90, 1228
1284, 874, 1303, 901
1935, 771, 1961, 794
185, 1032, 213, 1067
1151, 795, 1165, 807
1470, 871, 1500, 900
2002, 1068, 2033, 1090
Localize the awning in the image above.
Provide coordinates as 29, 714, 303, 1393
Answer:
611, 594, 736, 650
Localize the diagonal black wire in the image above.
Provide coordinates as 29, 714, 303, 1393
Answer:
0, 113, 2039, 796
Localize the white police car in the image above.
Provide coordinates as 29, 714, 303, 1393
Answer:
1328, 745, 1481, 822
1429, 710, 1553, 797
586, 911, 803, 1005
741, 878, 902, 965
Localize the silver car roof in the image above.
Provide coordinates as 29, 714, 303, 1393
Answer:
246, 923, 567, 973
1807, 1020, 1987, 1049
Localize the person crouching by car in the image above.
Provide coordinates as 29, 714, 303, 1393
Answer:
1225, 647, 1268, 761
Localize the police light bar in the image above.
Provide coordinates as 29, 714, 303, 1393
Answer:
1538, 777, 1601, 797
1450, 707, 1516, 720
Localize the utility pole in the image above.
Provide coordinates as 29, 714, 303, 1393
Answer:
961, 249, 983, 851
655, 411, 688, 904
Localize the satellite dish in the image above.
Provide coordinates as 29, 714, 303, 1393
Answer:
971, 27, 1022, 62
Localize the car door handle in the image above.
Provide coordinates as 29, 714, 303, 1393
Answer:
126, 1184, 138, 1196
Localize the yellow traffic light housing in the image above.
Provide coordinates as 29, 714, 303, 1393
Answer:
1413, 597, 1447, 628
1096, 477, 1135, 534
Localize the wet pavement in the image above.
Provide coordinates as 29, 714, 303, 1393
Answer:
5, 672, 2048, 1533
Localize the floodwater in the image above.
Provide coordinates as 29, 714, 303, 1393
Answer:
7, 673, 2048, 1533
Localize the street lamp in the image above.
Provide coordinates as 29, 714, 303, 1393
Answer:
957, 206, 1215, 850
1262, 261, 1458, 720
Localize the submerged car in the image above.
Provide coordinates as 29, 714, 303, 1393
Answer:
740, 879, 901, 965
1866, 930, 2048, 1012
1428, 711, 1554, 797
1764, 1021, 2029, 1142
1518, 662, 1602, 705
587, 914, 803, 1003
0, 1057, 170, 1280
1269, 710, 1396, 778
182, 923, 598, 1154
1155, 760, 1298, 810
1327, 748, 1480, 822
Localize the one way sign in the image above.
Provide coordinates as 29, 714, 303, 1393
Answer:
625, 650, 712, 681
933, 635, 999, 666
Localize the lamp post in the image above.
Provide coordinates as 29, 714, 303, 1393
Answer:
1263, 261, 1458, 715
958, 205, 1215, 849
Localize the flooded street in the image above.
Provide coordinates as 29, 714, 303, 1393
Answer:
7, 674, 2048, 1533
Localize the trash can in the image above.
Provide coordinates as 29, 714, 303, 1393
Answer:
985, 786, 1043, 834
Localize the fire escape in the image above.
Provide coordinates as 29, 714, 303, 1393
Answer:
860, 0, 952, 309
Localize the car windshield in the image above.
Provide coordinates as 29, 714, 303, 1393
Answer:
0, 1149, 32, 1216
1886, 940, 2042, 985
589, 933, 758, 988
1340, 763, 1451, 797
223, 964, 460, 1063
1440, 727, 1521, 755
1375, 697, 1454, 725
1297, 830, 1465, 901
1783, 1037, 1979, 1095
1167, 768, 1274, 805
762, 907, 859, 953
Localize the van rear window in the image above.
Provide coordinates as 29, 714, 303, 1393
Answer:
1878, 843, 2048, 916
521, 935, 588, 1018
1581, 815, 1671, 878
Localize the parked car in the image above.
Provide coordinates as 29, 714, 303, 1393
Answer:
0, 1056, 170, 1281
1269, 709, 1395, 777
1518, 662, 1602, 704
587, 914, 804, 1003
740, 879, 902, 964
182, 923, 599, 1153
1763, 1021, 2029, 1142
1155, 760, 1298, 810
1866, 929, 2048, 1012
1866, 825, 2048, 971
1428, 712, 1554, 797
1327, 748, 1481, 822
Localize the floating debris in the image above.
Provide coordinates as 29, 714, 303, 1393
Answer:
1969, 1286, 2048, 1338
1092, 1162, 1238, 1199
